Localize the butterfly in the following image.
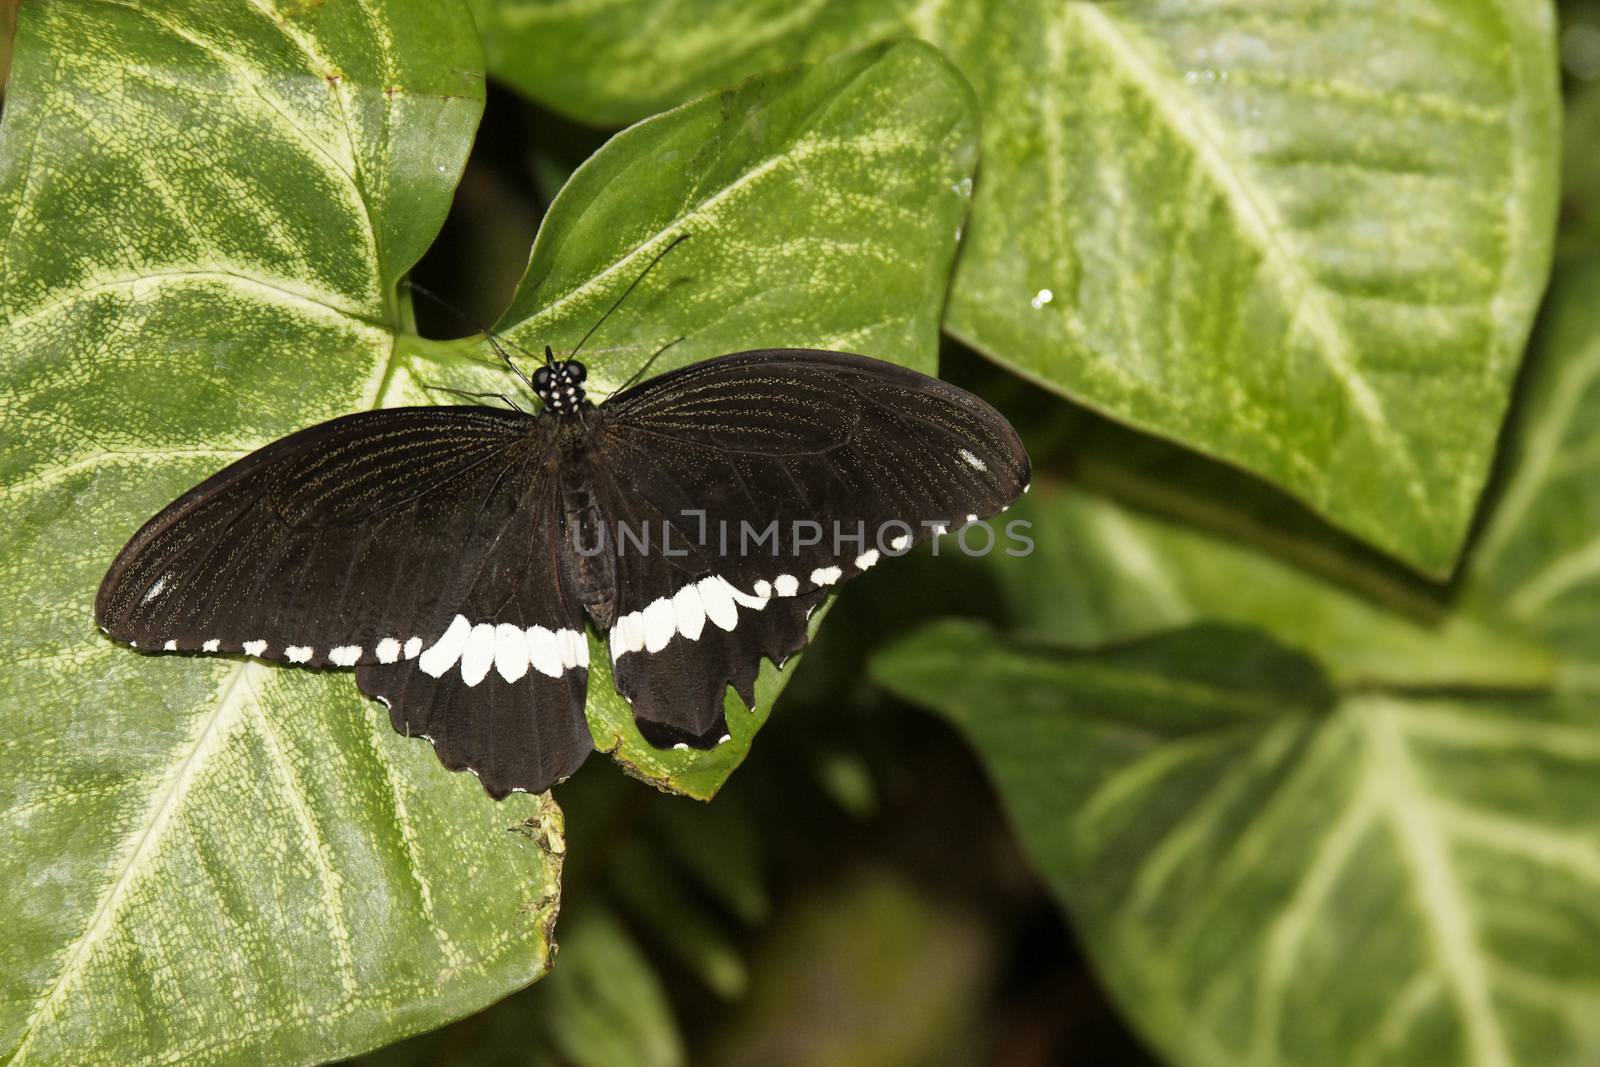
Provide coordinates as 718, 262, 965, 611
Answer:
96, 273, 1029, 798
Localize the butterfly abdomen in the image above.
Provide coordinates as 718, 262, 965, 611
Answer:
556, 419, 618, 628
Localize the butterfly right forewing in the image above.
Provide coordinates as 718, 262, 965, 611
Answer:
587, 349, 1029, 745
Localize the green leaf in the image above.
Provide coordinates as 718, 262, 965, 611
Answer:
864, 248, 1600, 1067
1468, 255, 1600, 672
873, 621, 1600, 1067
0, 3, 573, 1063
495, 39, 975, 378
941, 0, 1558, 575
469, 0, 1561, 573
977, 479, 1555, 691
533, 906, 687, 1067
440, 39, 971, 798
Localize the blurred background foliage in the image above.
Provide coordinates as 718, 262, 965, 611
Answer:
340, 1, 1599, 1064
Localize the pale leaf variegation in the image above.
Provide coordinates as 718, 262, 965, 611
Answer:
469, 0, 1560, 574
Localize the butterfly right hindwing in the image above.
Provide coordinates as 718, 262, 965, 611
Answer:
587, 349, 1029, 745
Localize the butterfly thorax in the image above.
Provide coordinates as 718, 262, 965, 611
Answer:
554, 414, 618, 629
533, 358, 588, 416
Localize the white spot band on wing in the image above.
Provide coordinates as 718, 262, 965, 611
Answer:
419, 615, 471, 678
413, 614, 589, 684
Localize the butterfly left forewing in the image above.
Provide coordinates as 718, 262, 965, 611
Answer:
97, 406, 598, 795
97, 406, 543, 660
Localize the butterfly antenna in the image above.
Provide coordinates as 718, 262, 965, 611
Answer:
567, 233, 691, 360
403, 278, 539, 391
486, 333, 539, 393
422, 383, 526, 413
607, 336, 686, 398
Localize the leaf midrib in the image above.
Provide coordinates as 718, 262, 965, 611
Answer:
1359, 700, 1511, 1067
1066, 2, 1430, 523
8, 661, 269, 1065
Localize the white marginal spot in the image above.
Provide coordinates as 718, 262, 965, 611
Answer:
673, 583, 706, 642
141, 575, 169, 606
754, 579, 773, 599
642, 597, 677, 653
965, 514, 978, 524
890, 534, 911, 552
855, 550, 879, 570
698, 575, 738, 631
328, 645, 361, 667
494, 622, 529, 683
1023, 482, 1032, 493
419, 615, 471, 678
403, 636, 422, 660
243, 640, 266, 657
528, 625, 563, 677
959, 448, 988, 472
717, 733, 732, 746
376, 695, 391, 709
810, 565, 842, 586
285, 645, 313, 663
163, 640, 177, 652
376, 637, 401, 664
460, 623, 496, 687
673, 742, 690, 751
725, 577, 770, 611
774, 574, 799, 597
202, 639, 220, 653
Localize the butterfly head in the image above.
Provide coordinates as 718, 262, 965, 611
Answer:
533, 347, 588, 415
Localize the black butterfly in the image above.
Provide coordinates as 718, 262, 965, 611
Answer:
96, 340, 1028, 797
